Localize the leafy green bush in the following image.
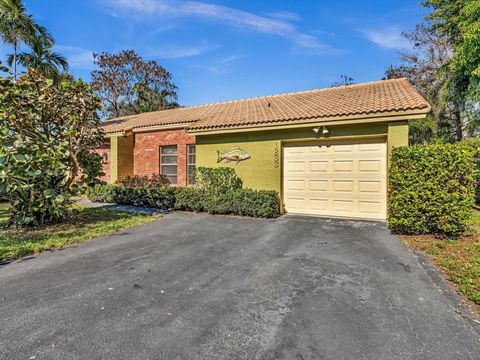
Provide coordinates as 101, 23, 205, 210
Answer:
0, 68, 103, 227
174, 187, 206, 212
86, 167, 280, 219
206, 189, 280, 218
388, 143, 477, 237
116, 174, 169, 188
195, 167, 243, 196
86, 185, 117, 203
462, 137, 480, 204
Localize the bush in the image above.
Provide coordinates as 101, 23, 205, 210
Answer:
86, 167, 280, 219
206, 189, 280, 218
86, 185, 117, 203
195, 167, 243, 196
116, 174, 169, 188
388, 143, 477, 237
462, 137, 480, 204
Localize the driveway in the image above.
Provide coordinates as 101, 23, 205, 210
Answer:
0, 213, 478, 360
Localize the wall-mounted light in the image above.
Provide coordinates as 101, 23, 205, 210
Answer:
313, 126, 330, 136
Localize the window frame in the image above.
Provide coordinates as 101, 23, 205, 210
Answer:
160, 145, 178, 185
187, 144, 196, 186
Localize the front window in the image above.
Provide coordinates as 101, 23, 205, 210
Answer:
187, 145, 196, 185
160, 145, 177, 185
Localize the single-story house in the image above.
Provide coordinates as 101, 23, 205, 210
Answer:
100, 78, 430, 220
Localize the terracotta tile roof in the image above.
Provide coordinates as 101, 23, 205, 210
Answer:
102, 78, 430, 135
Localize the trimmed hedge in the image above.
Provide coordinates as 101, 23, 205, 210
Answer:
388, 143, 477, 237
86, 167, 280, 219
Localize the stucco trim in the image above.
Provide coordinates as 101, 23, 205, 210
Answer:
188, 110, 427, 135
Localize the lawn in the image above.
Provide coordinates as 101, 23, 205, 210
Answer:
0, 203, 161, 262
401, 208, 480, 312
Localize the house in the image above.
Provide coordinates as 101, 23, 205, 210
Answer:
101, 78, 430, 220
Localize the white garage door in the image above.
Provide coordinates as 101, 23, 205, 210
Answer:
283, 139, 387, 220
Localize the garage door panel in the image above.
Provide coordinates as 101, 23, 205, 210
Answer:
284, 139, 387, 220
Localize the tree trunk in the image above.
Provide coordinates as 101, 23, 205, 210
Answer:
454, 108, 463, 142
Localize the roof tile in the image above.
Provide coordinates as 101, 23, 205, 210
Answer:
102, 78, 430, 134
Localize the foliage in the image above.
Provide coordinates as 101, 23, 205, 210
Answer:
384, 23, 479, 143
7, 36, 68, 80
423, 0, 480, 102
195, 167, 243, 197
85, 184, 117, 203
116, 174, 169, 188
388, 143, 477, 237
0, 68, 103, 226
461, 136, 480, 203
205, 189, 280, 218
87, 167, 280, 218
331, 75, 355, 87
400, 208, 480, 307
0, 0, 54, 78
91, 50, 178, 119
0, 203, 160, 262
78, 151, 106, 187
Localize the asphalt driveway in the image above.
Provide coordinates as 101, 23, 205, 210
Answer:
0, 213, 479, 360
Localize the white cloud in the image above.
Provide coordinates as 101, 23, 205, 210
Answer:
267, 10, 301, 22
55, 45, 94, 69
362, 26, 410, 50
148, 41, 219, 59
103, 0, 338, 54
192, 53, 242, 74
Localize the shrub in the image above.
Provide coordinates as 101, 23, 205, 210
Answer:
86, 185, 117, 203
174, 187, 206, 212
462, 137, 480, 204
116, 174, 169, 188
87, 182, 280, 219
388, 143, 477, 237
195, 167, 243, 196
206, 189, 280, 218
0, 68, 103, 227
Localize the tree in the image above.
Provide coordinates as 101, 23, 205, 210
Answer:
423, 0, 480, 101
0, 0, 53, 79
331, 75, 355, 87
0, 66, 104, 226
91, 50, 178, 119
6, 37, 68, 79
385, 23, 479, 142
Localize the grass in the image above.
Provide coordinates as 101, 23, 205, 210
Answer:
400, 208, 480, 311
0, 203, 161, 262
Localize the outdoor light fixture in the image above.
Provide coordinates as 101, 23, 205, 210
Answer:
313, 126, 330, 136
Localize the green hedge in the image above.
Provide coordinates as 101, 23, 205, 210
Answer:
86, 167, 280, 219
388, 143, 477, 237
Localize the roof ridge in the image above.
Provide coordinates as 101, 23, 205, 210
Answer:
185, 78, 407, 109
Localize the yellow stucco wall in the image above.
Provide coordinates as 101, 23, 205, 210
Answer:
387, 121, 409, 162
196, 122, 396, 194
110, 135, 134, 183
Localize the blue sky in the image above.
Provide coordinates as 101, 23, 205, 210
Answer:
8, 0, 428, 106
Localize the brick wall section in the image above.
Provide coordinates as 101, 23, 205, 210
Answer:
94, 145, 110, 183
134, 129, 195, 187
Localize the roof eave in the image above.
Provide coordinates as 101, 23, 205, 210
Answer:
187, 108, 430, 136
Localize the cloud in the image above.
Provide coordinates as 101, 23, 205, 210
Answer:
192, 53, 242, 74
362, 26, 410, 50
55, 45, 94, 69
267, 11, 301, 22
103, 0, 338, 54
148, 41, 219, 59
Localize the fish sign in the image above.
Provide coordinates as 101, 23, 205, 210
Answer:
217, 147, 251, 165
